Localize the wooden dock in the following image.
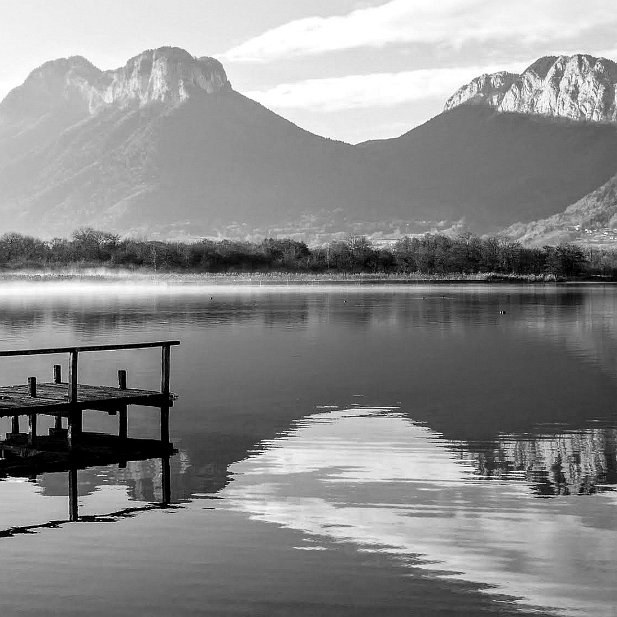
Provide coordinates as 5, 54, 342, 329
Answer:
0, 340, 180, 523
0, 340, 180, 448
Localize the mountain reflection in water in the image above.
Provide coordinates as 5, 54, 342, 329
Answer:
219, 407, 617, 617
0, 284, 615, 616
468, 427, 617, 495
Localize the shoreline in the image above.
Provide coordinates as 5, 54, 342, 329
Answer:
0, 269, 611, 285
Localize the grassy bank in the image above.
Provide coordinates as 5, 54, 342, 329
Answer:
0, 268, 574, 284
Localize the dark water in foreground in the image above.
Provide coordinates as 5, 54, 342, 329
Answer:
0, 282, 614, 616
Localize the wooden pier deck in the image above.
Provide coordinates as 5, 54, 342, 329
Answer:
0, 340, 180, 446
0, 382, 172, 414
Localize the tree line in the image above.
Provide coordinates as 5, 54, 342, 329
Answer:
0, 227, 615, 279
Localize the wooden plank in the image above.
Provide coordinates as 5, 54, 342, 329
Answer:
0, 398, 168, 415
41, 384, 167, 399
0, 383, 172, 415
5, 385, 68, 401
0, 341, 180, 357
0, 394, 68, 407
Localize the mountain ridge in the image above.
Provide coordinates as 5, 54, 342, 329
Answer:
3, 48, 617, 242
445, 54, 617, 125
504, 173, 617, 247
0, 47, 230, 122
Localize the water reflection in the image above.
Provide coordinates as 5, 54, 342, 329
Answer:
220, 408, 617, 617
0, 405, 613, 614
0, 283, 597, 335
0, 284, 615, 616
0, 456, 173, 537
467, 428, 617, 496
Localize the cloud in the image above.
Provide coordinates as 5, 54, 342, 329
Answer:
244, 62, 528, 112
221, 0, 615, 63
593, 48, 617, 62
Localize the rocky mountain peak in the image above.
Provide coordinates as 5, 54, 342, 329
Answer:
523, 55, 558, 80
0, 47, 231, 120
91, 47, 231, 112
443, 71, 518, 110
445, 54, 617, 124
0, 56, 102, 118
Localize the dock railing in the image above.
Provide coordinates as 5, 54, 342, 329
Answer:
0, 340, 180, 403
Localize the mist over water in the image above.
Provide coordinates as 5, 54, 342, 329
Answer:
0, 283, 614, 616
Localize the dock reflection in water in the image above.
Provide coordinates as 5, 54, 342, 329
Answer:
0, 448, 174, 534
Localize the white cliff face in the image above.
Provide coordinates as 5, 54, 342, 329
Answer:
0, 47, 231, 120
90, 47, 230, 112
444, 71, 518, 110
445, 54, 617, 123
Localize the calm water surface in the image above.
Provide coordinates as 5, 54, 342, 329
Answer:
0, 282, 614, 616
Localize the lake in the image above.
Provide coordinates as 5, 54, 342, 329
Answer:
0, 282, 614, 616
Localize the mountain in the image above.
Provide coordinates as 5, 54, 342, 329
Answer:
0, 48, 230, 118
358, 105, 617, 230
0, 47, 374, 238
445, 54, 617, 123
442, 54, 617, 245
504, 173, 617, 247
2, 48, 617, 241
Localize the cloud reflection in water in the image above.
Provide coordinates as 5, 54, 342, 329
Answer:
220, 407, 617, 617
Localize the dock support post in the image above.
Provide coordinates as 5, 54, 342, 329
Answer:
68, 350, 78, 404
160, 404, 170, 445
11, 415, 19, 434
119, 406, 127, 439
161, 455, 171, 505
27, 379, 37, 443
161, 344, 171, 397
28, 414, 37, 445
68, 467, 78, 522
118, 370, 128, 438
68, 410, 82, 446
67, 350, 80, 447
52, 366, 63, 431
160, 344, 171, 445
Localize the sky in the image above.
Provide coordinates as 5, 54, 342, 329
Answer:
1, 0, 617, 143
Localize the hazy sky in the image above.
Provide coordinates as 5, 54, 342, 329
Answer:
1, 0, 617, 143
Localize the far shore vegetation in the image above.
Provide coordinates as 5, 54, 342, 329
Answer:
0, 227, 616, 282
